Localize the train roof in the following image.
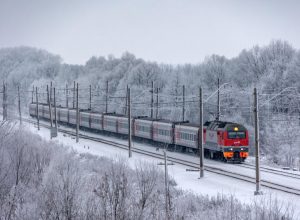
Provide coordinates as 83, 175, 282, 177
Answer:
205, 120, 246, 130
135, 117, 173, 123
103, 112, 126, 117
176, 122, 199, 128
80, 109, 102, 114
134, 116, 188, 124
31, 102, 48, 106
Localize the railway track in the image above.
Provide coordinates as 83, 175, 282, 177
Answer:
238, 163, 300, 180
17, 117, 300, 196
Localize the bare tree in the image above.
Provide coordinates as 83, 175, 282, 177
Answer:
134, 162, 158, 220
94, 161, 130, 220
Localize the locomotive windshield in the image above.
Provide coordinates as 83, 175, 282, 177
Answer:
228, 131, 246, 139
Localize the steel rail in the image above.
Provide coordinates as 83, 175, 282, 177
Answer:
238, 163, 300, 180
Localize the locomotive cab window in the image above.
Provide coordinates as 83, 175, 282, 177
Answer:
228, 131, 246, 139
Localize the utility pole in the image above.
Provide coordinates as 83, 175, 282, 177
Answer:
76, 83, 79, 143
73, 81, 75, 109
66, 84, 69, 108
164, 150, 170, 220
17, 86, 22, 125
217, 78, 220, 121
36, 87, 40, 130
156, 87, 159, 119
47, 85, 53, 128
54, 87, 58, 134
128, 87, 132, 158
182, 85, 185, 121
105, 80, 108, 113
151, 81, 154, 118
89, 84, 92, 110
254, 88, 262, 195
199, 87, 204, 178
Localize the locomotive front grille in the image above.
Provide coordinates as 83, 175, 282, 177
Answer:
234, 151, 240, 158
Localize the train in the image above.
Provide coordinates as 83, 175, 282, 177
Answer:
29, 103, 249, 162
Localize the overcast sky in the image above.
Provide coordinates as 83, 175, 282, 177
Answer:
0, 0, 299, 65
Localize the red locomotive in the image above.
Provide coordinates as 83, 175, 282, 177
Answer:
203, 121, 249, 162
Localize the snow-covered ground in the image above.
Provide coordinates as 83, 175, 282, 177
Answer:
27, 122, 300, 217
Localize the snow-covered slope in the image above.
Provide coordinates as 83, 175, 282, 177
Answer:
26, 122, 300, 217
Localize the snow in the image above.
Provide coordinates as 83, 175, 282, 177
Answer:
26, 122, 300, 217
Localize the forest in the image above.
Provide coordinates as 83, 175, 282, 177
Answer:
0, 40, 299, 168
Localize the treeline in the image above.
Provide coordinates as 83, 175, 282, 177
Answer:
0, 40, 299, 167
0, 122, 295, 220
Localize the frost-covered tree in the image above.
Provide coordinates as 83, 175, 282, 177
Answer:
1, 40, 300, 167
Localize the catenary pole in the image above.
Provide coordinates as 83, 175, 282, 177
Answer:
76, 83, 79, 143
217, 78, 220, 121
105, 80, 108, 113
17, 86, 22, 125
164, 150, 169, 220
4, 83, 7, 120
249, 96, 252, 124
182, 85, 185, 121
254, 87, 262, 195
47, 85, 53, 128
36, 87, 40, 130
124, 85, 128, 115
32, 85, 34, 103
151, 81, 154, 118
2, 83, 4, 120
54, 87, 58, 134
156, 87, 159, 119
50, 81, 53, 104
66, 84, 69, 108
73, 81, 75, 109
128, 87, 132, 158
2, 83, 6, 120
89, 84, 92, 110
199, 87, 204, 178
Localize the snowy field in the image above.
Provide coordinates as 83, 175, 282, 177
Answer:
26, 122, 300, 217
